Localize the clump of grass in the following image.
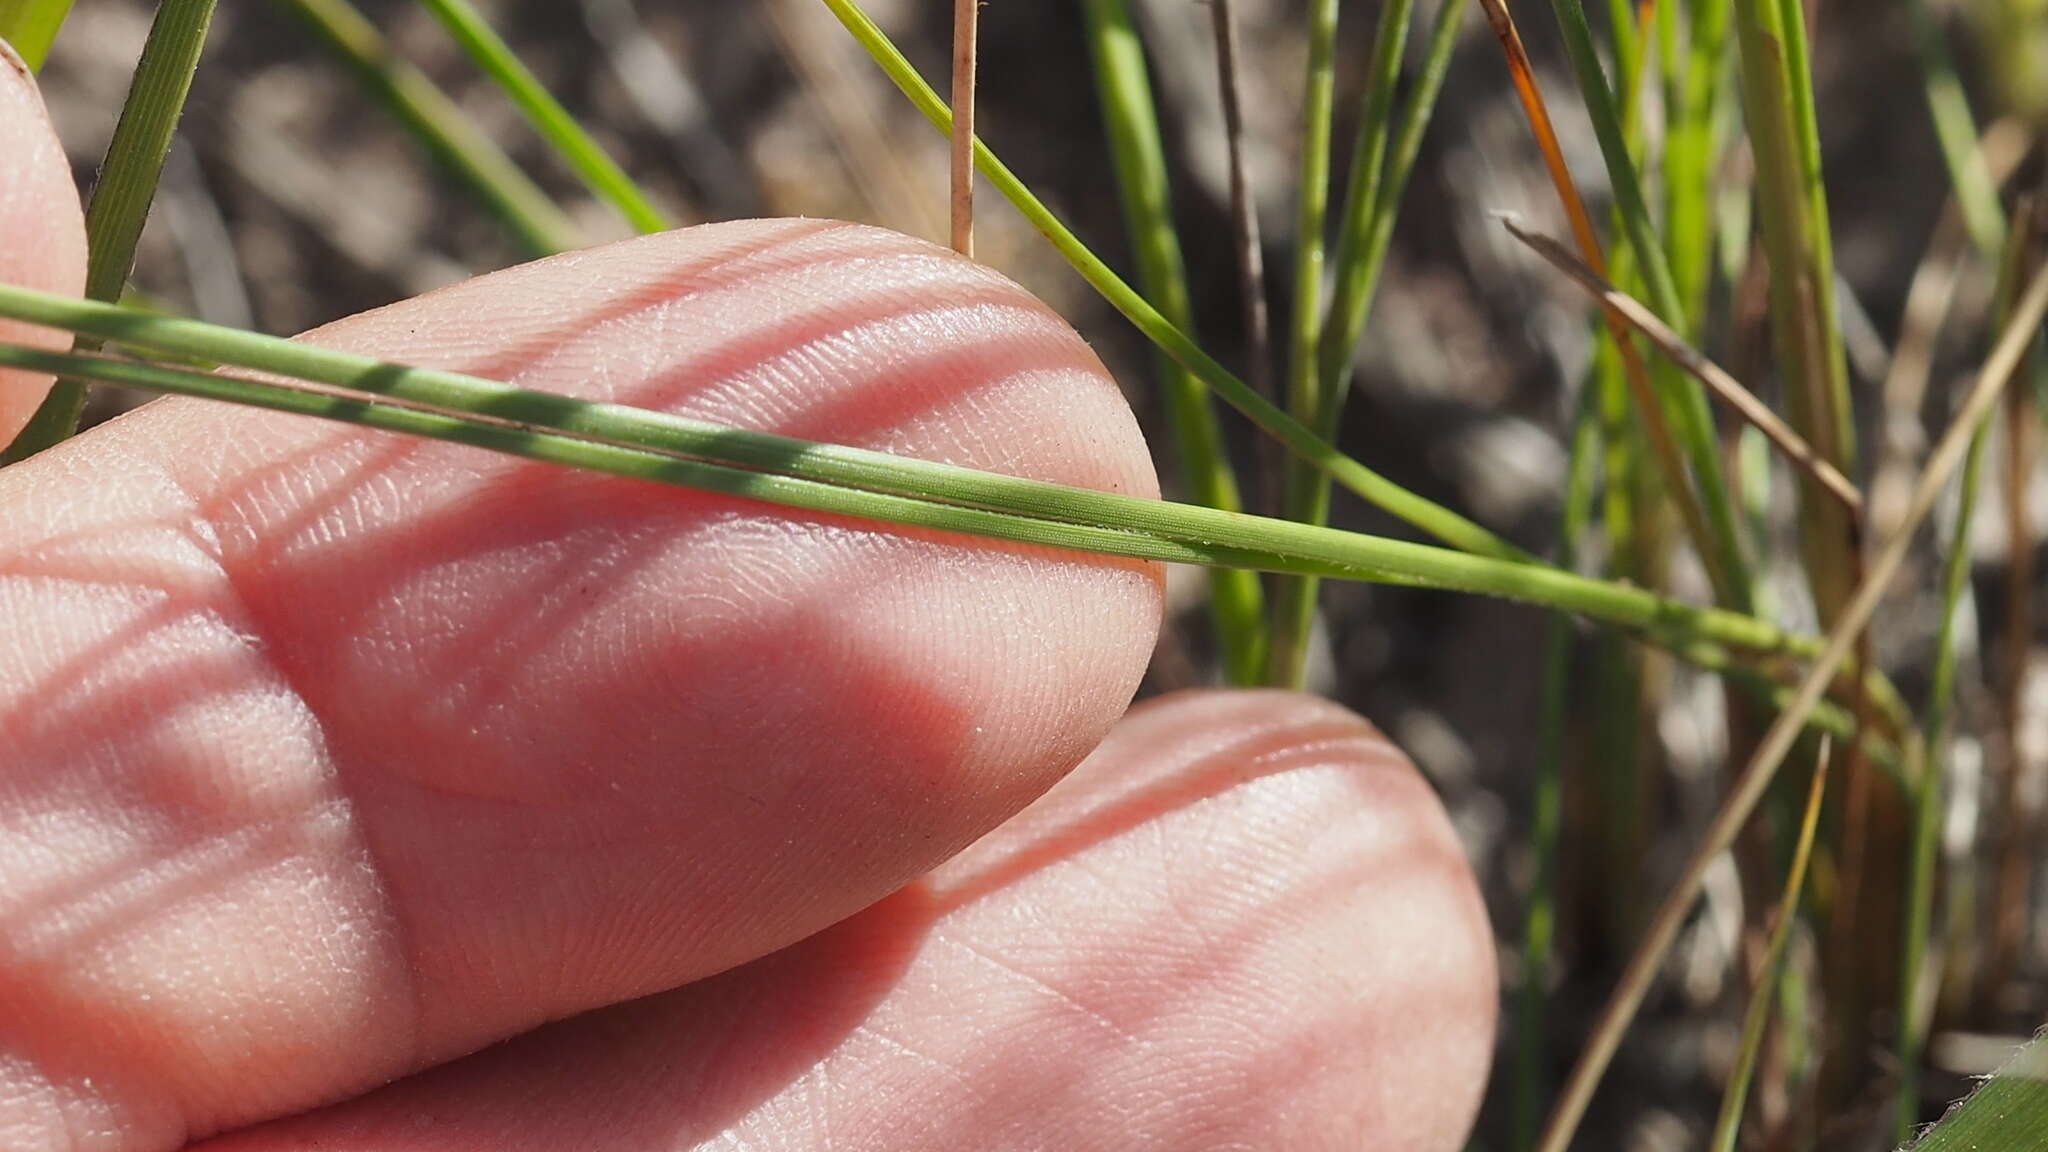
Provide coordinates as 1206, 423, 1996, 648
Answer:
11, 1, 2048, 1148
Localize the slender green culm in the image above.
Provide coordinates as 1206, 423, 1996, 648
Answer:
1080, 0, 1264, 685
0, 284, 1916, 733
1266, 0, 1416, 688
275, 0, 579, 258
1904, 0, 2006, 257
1662, 0, 1731, 329
1546, 0, 1751, 613
0, 0, 73, 69
818, 0, 1533, 566
1514, 382, 1598, 1152
1896, 201, 2037, 1141
1, 0, 217, 464
1710, 744, 1828, 1152
415, 0, 671, 234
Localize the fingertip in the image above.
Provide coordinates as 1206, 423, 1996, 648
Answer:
0, 44, 86, 442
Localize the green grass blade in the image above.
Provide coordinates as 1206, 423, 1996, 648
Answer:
817, 0, 1531, 566
1662, 0, 1731, 330
1080, 0, 1264, 685
1710, 742, 1828, 1152
1266, 0, 1418, 688
1, 0, 217, 464
1907, 1032, 2048, 1151
415, 0, 671, 234
1514, 381, 1598, 1152
0, 284, 1915, 735
0, 0, 73, 68
275, 0, 579, 258
1546, 0, 1751, 612
1905, 0, 2006, 257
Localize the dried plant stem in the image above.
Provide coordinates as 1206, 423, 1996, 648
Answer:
1208, 0, 1272, 412
1505, 219, 1862, 515
1710, 738, 1830, 1152
1, 0, 217, 463
949, 0, 976, 256
1537, 260, 2048, 1152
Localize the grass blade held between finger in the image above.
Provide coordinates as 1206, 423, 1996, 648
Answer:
0, 282, 1907, 738
416, 0, 671, 234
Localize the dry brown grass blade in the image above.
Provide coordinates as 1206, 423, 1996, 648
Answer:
1475, 0, 1734, 607
1209, 0, 1272, 408
1504, 217, 1864, 516
1537, 260, 2048, 1152
949, 0, 978, 256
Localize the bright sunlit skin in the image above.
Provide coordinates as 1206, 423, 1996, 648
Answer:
0, 49, 1493, 1152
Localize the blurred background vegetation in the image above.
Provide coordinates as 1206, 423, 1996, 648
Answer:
19, 0, 2048, 1147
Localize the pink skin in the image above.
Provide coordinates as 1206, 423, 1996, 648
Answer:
0, 55, 1494, 1152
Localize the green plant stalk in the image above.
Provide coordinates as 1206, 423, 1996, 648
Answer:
416, 0, 670, 234
1513, 383, 1598, 1152
0, 0, 72, 68
1267, 0, 1416, 688
1079, 0, 1264, 685
819, 0, 1532, 567
1710, 743, 1828, 1152
1263, 0, 1345, 687
0, 0, 217, 464
1546, 0, 1750, 613
1663, 0, 1732, 331
1896, 436, 1982, 1142
275, 0, 578, 258
1732, 0, 1857, 625
0, 284, 1917, 737
1905, 0, 2006, 257
1894, 202, 2034, 1139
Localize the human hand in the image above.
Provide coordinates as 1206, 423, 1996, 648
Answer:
0, 51, 1493, 1151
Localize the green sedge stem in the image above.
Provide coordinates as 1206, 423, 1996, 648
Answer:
2, 0, 216, 463
1080, 0, 1264, 685
416, 0, 671, 234
275, 0, 579, 258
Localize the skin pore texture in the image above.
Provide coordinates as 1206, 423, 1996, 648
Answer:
0, 49, 1494, 1152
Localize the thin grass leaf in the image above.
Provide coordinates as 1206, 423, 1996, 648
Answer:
820, 0, 1542, 568
1710, 738, 1829, 1152
275, 0, 579, 258
1514, 382, 1599, 1152
1905, 0, 2006, 256
1, 0, 217, 463
1733, 0, 1857, 623
0, 283, 1915, 738
948, 0, 975, 255
1266, 0, 1418, 688
1080, 0, 1264, 685
1207, 0, 1272, 411
1534, 259, 2048, 1152
1906, 1030, 2048, 1150
0, 0, 72, 69
415, 0, 670, 234
1662, 0, 1731, 329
